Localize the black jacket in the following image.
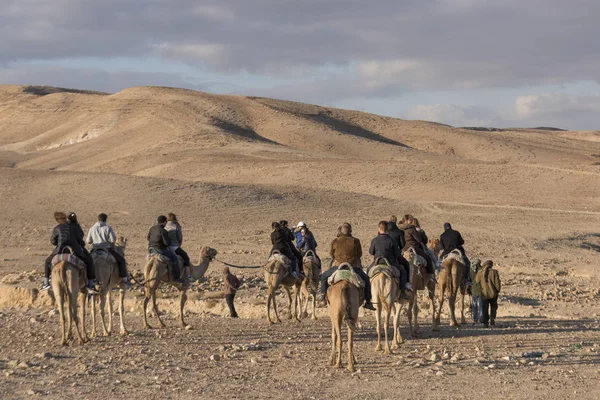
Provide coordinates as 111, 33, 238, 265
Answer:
70, 222, 87, 248
440, 229, 465, 257
386, 222, 405, 250
369, 233, 401, 267
271, 228, 294, 258
148, 224, 171, 250
51, 223, 81, 251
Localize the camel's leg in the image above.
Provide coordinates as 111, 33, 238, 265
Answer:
100, 292, 110, 336
335, 316, 342, 369
301, 285, 309, 319
57, 289, 67, 346
78, 291, 89, 343
118, 288, 127, 335
407, 297, 415, 338
272, 289, 282, 323
436, 284, 446, 325
329, 322, 337, 366
449, 293, 458, 326
152, 292, 166, 328
266, 290, 273, 324
383, 305, 391, 354
90, 294, 97, 338
293, 287, 301, 322
391, 302, 402, 349
347, 323, 355, 372
143, 287, 153, 329
65, 292, 73, 342
311, 292, 317, 320
375, 304, 382, 351
283, 287, 293, 320
460, 287, 467, 325
413, 291, 420, 334
107, 290, 114, 335
179, 288, 188, 328
71, 291, 85, 346
429, 283, 439, 331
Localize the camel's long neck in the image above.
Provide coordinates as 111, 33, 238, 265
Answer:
191, 257, 211, 280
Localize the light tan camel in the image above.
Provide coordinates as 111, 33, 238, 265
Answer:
403, 248, 438, 336
264, 253, 302, 324
427, 239, 442, 266
435, 251, 467, 326
142, 246, 217, 329
328, 279, 360, 372
51, 260, 89, 346
299, 251, 320, 320
369, 259, 402, 354
90, 237, 128, 337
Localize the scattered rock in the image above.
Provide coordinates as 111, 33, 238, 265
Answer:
209, 354, 220, 361
430, 353, 441, 362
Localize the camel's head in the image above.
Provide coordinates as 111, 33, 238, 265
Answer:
115, 236, 128, 249
428, 238, 441, 252
200, 247, 218, 260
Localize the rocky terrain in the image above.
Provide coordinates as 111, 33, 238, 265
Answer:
0, 85, 599, 399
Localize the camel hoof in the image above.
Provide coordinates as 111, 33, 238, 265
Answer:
120, 329, 128, 336
384, 349, 391, 355
375, 345, 382, 352
391, 344, 398, 350
276, 318, 282, 323
348, 366, 355, 373
61, 341, 68, 347
334, 363, 341, 369
311, 316, 317, 321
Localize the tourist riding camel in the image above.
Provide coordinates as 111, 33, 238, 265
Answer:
164, 213, 192, 281
86, 213, 131, 287
440, 222, 470, 279
297, 225, 319, 261
42, 212, 99, 294
68, 212, 100, 293
294, 221, 305, 246
412, 218, 429, 247
386, 215, 405, 249
270, 221, 300, 278
319, 223, 376, 310
400, 217, 435, 275
280, 220, 304, 273
368, 221, 410, 300
147, 215, 184, 284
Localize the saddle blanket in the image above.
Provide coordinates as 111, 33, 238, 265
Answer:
52, 253, 86, 270
368, 263, 400, 280
92, 249, 116, 264
329, 266, 364, 289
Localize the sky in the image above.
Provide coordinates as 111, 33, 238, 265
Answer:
2, 0, 599, 130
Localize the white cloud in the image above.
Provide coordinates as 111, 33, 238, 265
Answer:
406, 104, 494, 126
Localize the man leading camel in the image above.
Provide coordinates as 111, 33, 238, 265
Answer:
147, 215, 184, 284
319, 223, 376, 310
368, 221, 411, 300
86, 213, 132, 287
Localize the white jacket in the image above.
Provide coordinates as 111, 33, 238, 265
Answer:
86, 221, 117, 249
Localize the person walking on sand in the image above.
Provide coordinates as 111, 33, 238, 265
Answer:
469, 258, 483, 324
475, 260, 501, 328
223, 266, 241, 318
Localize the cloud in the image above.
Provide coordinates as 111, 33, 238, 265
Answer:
406, 104, 494, 127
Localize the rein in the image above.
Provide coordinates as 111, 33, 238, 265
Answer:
213, 258, 263, 270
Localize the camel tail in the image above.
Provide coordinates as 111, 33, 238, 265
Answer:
446, 262, 455, 296
342, 284, 356, 332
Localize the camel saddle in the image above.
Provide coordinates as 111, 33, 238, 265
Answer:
91, 248, 117, 264
266, 252, 292, 272
52, 253, 86, 270
442, 250, 467, 267
303, 250, 321, 268
368, 257, 400, 281
328, 263, 364, 289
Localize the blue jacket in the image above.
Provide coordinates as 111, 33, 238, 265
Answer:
298, 231, 318, 254
295, 231, 303, 247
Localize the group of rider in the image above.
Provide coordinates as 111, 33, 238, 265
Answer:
42, 212, 194, 292
271, 215, 469, 311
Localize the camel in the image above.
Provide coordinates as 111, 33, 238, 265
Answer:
403, 248, 438, 336
369, 258, 403, 354
427, 238, 442, 271
51, 259, 89, 346
142, 246, 218, 329
90, 237, 128, 337
299, 251, 320, 320
435, 251, 467, 326
327, 279, 360, 372
264, 253, 302, 324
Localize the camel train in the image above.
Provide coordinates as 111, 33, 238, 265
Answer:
48, 215, 480, 375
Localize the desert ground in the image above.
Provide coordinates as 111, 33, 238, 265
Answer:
0, 85, 599, 399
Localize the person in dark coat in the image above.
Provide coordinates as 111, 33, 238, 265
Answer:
223, 267, 241, 318
440, 222, 471, 282
297, 226, 318, 256
280, 220, 304, 274
368, 221, 410, 299
386, 215, 405, 250
147, 215, 184, 284
271, 222, 300, 278
401, 218, 435, 274
164, 213, 192, 280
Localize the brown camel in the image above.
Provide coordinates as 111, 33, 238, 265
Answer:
427, 238, 442, 267
299, 251, 320, 320
142, 246, 217, 329
90, 237, 128, 337
264, 253, 302, 324
51, 260, 89, 346
369, 259, 403, 354
403, 248, 438, 336
327, 279, 360, 372
435, 251, 467, 326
